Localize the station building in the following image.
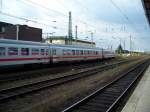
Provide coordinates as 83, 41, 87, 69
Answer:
44, 36, 96, 47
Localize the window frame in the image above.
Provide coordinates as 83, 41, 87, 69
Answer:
0, 47, 6, 56
32, 48, 39, 55
52, 49, 56, 55
21, 48, 29, 56
40, 49, 45, 56
72, 50, 75, 55
8, 47, 18, 56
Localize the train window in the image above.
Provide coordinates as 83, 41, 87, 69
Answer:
46, 49, 48, 55
80, 50, 83, 55
85, 50, 88, 55
40, 49, 45, 55
8, 47, 18, 56
21, 48, 29, 56
96, 51, 98, 55
63, 49, 70, 55
32, 48, 39, 55
52, 49, 56, 55
72, 50, 75, 55
68, 49, 72, 55
85, 51, 88, 55
90, 51, 92, 54
76, 50, 79, 55
0, 27, 5, 33
63, 50, 65, 55
67, 49, 69, 55
91, 51, 93, 54
0, 47, 5, 56
63, 50, 68, 55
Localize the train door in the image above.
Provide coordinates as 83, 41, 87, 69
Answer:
51, 46, 63, 63
59, 47, 68, 62
48, 45, 52, 63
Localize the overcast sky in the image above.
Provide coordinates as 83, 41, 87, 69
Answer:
0, 0, 150, 51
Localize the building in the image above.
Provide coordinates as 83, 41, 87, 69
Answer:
0, 21, 42, 42
0, 22, 15, 39
44, 36, 96, 47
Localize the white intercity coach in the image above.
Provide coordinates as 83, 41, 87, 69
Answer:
0, 39, 115, 67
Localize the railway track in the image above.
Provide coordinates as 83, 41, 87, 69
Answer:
62, 59, 150, 112
0, 59, 131, 102
0, 59, 120, 83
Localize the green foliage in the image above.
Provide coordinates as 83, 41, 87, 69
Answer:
116, 44, 123, 54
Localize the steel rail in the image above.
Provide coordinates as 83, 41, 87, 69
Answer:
0, 60, 130, 102
62, 59, 149, 112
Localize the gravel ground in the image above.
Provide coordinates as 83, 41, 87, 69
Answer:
0, 58, 128, 91
0, 56, 147, 112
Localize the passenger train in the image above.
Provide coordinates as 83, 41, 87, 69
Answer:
0, 39, 115, 67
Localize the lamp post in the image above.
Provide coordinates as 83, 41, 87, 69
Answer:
91, 32, 94, 47
45, 32, 55, 43
130, 35, 132, 56
47, 20, 57, 43
49, 32, 55, 43
16, 25, 19, 40
88, 31, 94, 47
75, 25, 78, 45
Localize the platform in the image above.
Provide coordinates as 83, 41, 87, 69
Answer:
121, 65, 150, 112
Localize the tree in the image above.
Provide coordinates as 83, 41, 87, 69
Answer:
116, 44, 123, 54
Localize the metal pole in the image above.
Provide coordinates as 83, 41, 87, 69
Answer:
123, 40, 125, 50
120, 38, 121, 46
130, 35, 131, 55
68, 11, 72, 45
46, 33, 49, 43
91, 32, 93, 47
111, 45, 112, 50
16, 25, 19, 40
75, 25, 77, 45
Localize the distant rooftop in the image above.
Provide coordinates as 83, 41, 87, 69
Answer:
0, 21, 13, 27
45, 36, 95, 44
44, 36, 96, 47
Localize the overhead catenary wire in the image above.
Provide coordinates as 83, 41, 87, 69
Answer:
0, 0, 2, 12
73, 0, 89, 13
20, 0, 68, 18
72, 0, 129, 34
0, 11, 67, 30
19, 0, 98, 32
109, 0, 138, 32
2, 0, 143, 33
1, 0, 141, 42
18, 0, 70, 25
55, 0, 69, 13
1, 0, 69, 30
